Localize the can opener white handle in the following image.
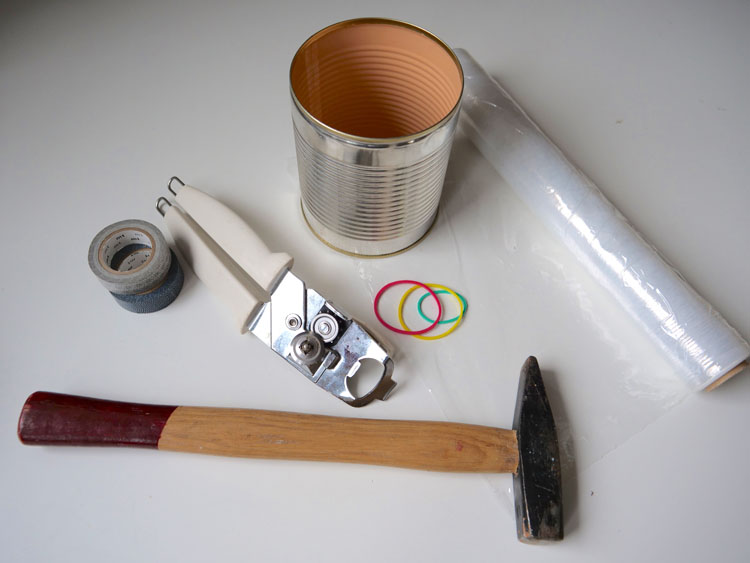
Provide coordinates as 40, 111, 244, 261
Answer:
157, 178, 395, 407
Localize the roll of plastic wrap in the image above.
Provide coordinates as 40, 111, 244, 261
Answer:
455, 48, 749, 391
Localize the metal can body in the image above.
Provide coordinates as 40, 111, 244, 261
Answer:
290, 19, 463, 256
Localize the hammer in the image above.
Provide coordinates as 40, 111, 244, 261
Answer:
17, 357, 563, 543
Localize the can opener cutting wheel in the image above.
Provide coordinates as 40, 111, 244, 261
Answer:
156, 177, 395, 407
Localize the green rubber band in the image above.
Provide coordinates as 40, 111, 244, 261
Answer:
417, 289, 468, 324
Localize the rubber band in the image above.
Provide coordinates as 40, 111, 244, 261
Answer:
417, 290, 468, 324
374, 280, 442, 335
398, 283, 465, 341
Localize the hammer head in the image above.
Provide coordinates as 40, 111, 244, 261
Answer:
512, 356, 563, 543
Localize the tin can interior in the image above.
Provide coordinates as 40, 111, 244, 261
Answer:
291, 20, 463, 139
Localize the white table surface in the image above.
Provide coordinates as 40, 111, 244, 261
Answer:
2, 1, 749, 561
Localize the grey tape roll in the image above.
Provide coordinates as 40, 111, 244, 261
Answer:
110, 250, 184, 313
88, 220, 171, 295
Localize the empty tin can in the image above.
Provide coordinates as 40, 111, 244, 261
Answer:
290, 18, 464, 256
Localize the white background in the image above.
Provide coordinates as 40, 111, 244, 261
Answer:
2, 1, 749, 561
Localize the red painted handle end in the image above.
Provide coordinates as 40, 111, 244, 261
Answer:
18, 391, 177, 448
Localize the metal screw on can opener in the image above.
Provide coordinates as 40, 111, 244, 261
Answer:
156, 177, 396, 406
311, 313, 339, 342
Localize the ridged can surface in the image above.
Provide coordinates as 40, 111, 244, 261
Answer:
290, 19, 464, 256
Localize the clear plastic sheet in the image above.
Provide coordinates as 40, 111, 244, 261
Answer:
454, 48, 750, 391
343, 50, 750, 484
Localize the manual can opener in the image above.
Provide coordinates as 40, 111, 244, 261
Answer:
156, 177, 395, 407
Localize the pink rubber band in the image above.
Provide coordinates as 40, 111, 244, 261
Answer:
374, 280, 442, 335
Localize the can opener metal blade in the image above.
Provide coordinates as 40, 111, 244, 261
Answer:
156, 177, 395, 407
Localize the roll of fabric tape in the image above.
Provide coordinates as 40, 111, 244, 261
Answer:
88, 220, 183, 313
88, 220, 170, 294
109, 250, 184, 313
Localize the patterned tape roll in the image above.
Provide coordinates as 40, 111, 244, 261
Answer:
88, 220, 183, 313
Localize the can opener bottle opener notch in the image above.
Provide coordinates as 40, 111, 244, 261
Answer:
156, 177, 395, 407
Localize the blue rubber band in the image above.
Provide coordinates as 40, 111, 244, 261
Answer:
417, 289, 468, 324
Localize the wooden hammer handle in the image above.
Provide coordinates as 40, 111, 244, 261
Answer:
18, 392, 518, 473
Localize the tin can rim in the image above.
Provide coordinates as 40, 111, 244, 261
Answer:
289, 17, 464, 146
